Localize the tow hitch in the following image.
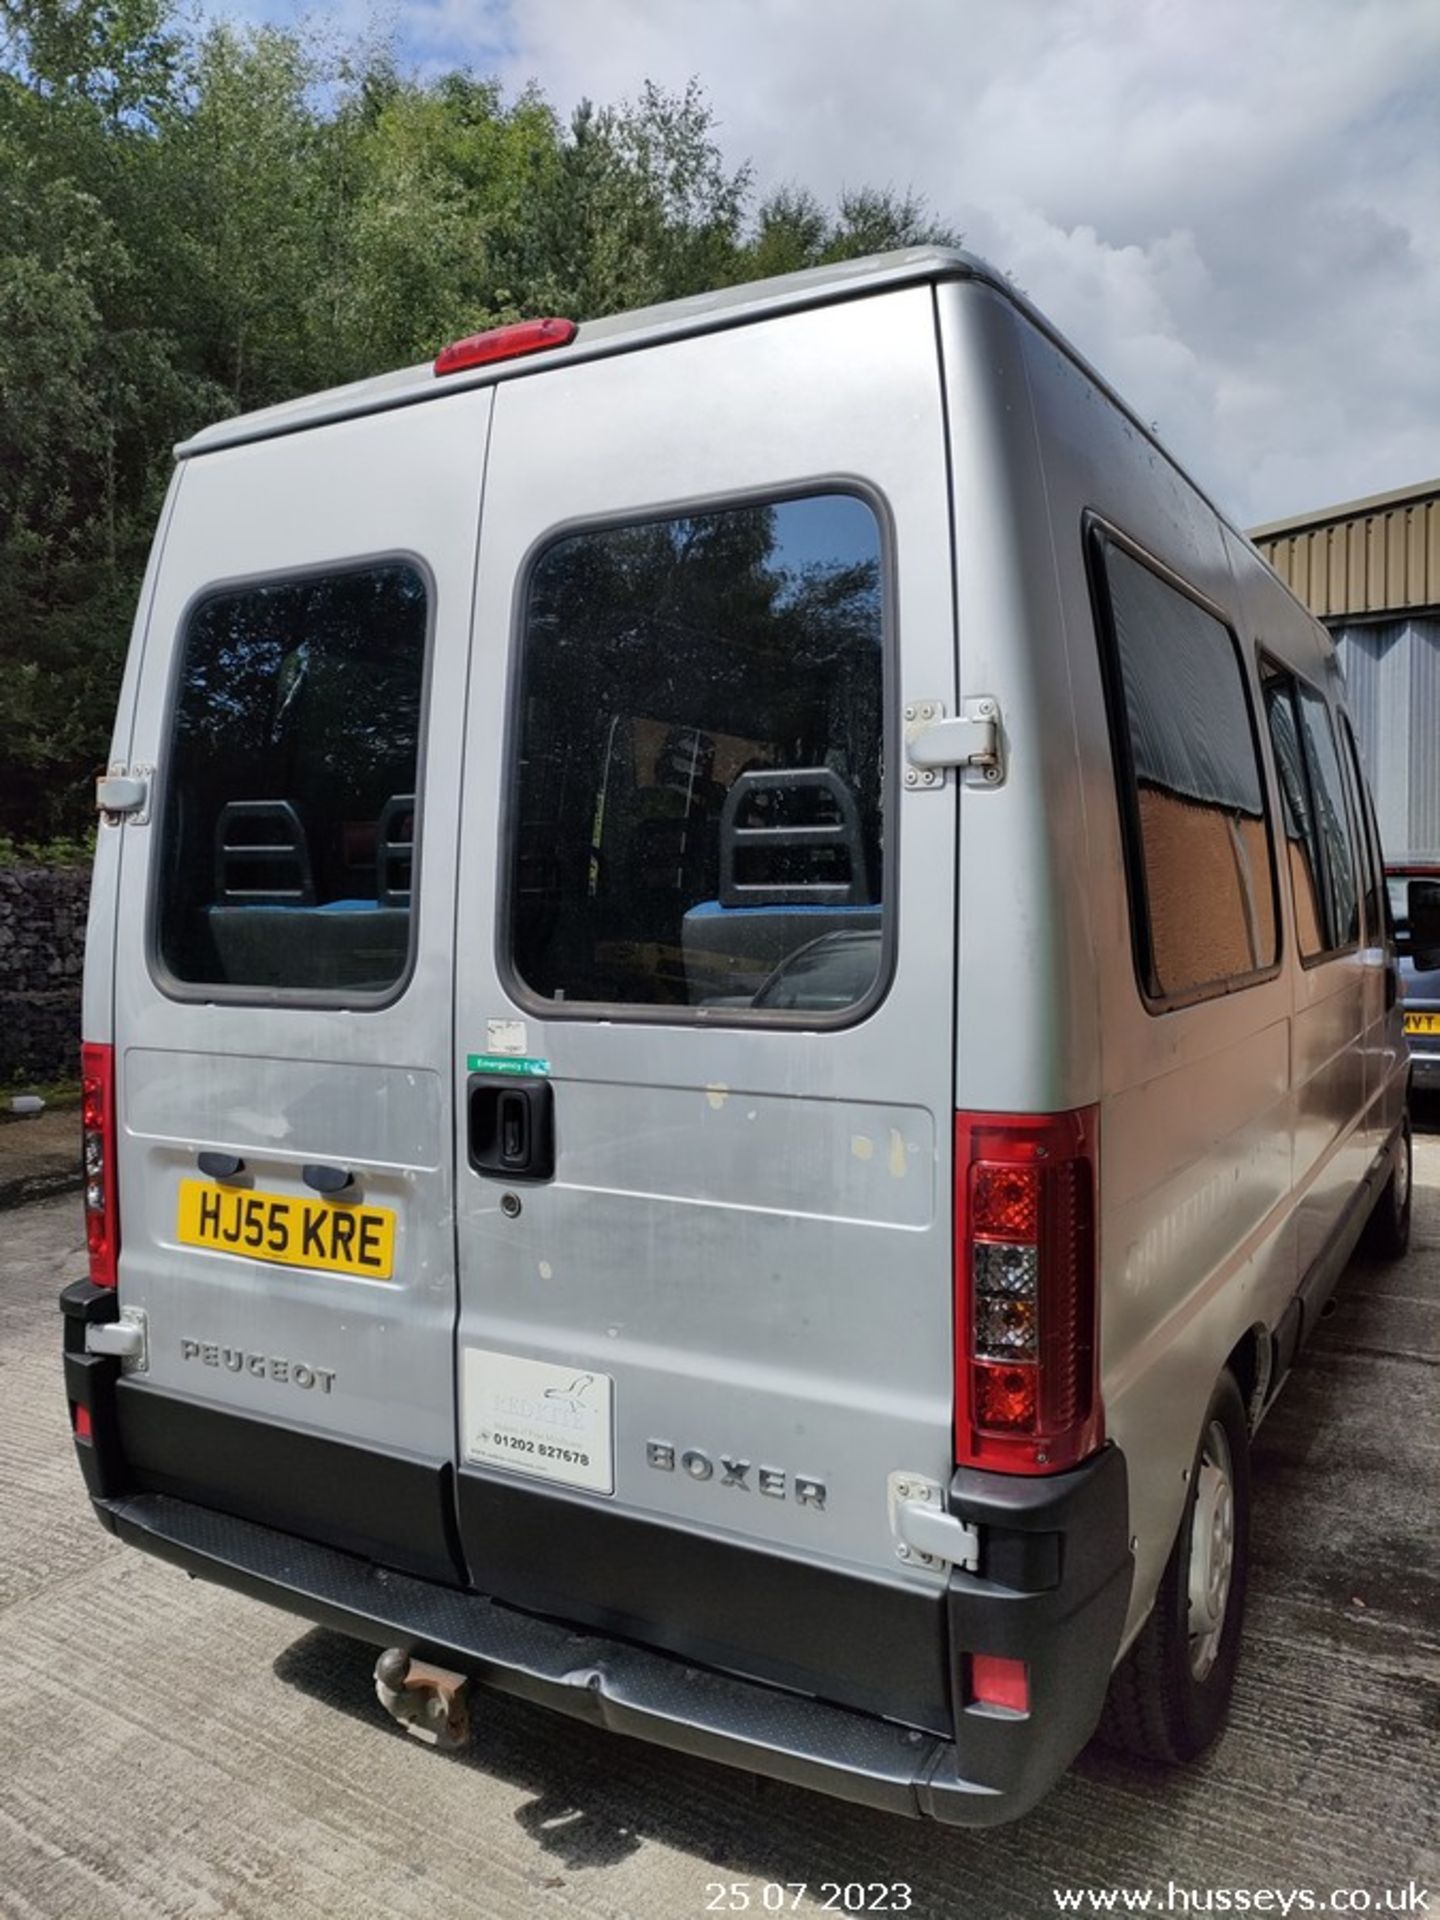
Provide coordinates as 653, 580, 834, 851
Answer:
373, 1648, 472, 1751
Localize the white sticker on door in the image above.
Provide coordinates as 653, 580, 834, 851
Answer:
485, 1018, 528, 1056
461, 1348, 614, 1494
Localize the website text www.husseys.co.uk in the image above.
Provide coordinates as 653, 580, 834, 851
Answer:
1052, 1886, 1430, 1915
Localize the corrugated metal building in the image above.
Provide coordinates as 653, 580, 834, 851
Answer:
1251, 478, 1440, 861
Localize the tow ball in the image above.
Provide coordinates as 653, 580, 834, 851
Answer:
373, 1648, 472, 1751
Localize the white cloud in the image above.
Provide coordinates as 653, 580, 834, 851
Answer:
203, 0, 1440, 523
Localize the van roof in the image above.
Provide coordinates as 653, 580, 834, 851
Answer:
176, 247, 995, 459
171, 246, 1324, 642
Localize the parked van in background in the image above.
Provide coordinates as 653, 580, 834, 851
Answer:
1387, 860, 1440, 1090
64, 250, 1425, 1826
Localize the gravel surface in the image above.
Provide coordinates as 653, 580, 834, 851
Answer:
1, 1132, 1435, 1920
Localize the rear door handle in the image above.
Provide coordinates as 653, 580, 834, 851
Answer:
468, 1076, 555, 1182
499, 1091, 529, 1167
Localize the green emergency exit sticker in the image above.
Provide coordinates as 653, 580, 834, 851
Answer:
467, 1053, 551, 1077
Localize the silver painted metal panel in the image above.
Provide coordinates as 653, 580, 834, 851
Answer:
177, 249, 982, 458
125, 1050, 443, 1168
941, 281, 1113, 1115
552, 1084, 935, 1229
107, 393, 492, 1466
84, 470, 185, 1047
451, 288, 959, 1585
985, 295, 1319, 1642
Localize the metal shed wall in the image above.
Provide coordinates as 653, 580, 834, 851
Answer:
1252, 480, 1440, 621
1332, 617, 1440, 862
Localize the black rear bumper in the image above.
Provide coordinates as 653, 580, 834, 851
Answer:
94, 1462, 1128, 1826
64, 1280, 1132, 1826
97, 1489, 994, 1820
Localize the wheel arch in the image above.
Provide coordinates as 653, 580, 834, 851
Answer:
1224, 1324, 1274, 1432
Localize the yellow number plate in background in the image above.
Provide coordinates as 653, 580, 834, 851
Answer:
1403, 1011, 1440, 1037
176, 1179, 395, 1279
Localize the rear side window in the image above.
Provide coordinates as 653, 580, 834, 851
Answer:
1339, 715, 1385, 944
1262, 666, 1359, 960
1298, 687, 1360, 949
509, 493, 886, 1018
157, 561, 429, 996
1093, 537, 1278, 1006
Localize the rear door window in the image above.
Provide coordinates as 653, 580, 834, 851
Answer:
156, 560, 429, 997
508, 493, 886, 1019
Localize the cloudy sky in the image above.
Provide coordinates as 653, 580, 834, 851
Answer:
217, 0, 1438, 527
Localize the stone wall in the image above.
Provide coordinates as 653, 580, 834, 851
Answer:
0, 867, 89, 1084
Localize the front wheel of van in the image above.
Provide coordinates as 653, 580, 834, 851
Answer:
1099, 1371, 1251, 1765
1363, 1113, 1412, 1260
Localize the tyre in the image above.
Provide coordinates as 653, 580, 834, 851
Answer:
1362, 1112, 1412, 1260
1100, 1370, 1250, 1764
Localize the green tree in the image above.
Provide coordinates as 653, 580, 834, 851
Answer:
748, 181, 960, 278
0, 0, 958, 841
329, 73, 566, 369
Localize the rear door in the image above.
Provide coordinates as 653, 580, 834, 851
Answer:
451, 288, 961, 1724
110, 393, 490, 1580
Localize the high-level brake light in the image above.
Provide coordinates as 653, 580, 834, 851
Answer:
434, 317, 577, 377
81, 1041, 119, 1288
955, 1107, 1101, 1474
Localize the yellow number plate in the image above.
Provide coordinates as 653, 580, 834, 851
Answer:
1403, 1011, 1440, 1036
176, 1179, 395, 1279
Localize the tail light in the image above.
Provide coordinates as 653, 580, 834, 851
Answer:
968, 1653, 1030, 1714
954, 1107, 1101, 1474
81, 1041, 119, 1288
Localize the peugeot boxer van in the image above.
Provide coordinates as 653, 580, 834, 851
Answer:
64, 249, 1421, 1825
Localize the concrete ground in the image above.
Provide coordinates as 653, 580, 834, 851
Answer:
1, 1139, 1436, 1920
0, 1106, 80, 1210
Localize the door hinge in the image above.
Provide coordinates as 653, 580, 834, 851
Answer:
85, 1306, 148, 1372
888, 1471, 980, 1573
96, 765, 151, 825
904, 698, 1004, 789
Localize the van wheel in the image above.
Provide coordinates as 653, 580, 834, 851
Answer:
1363, 1113, 1412, 1260
1100, 1371, 1250, 1764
